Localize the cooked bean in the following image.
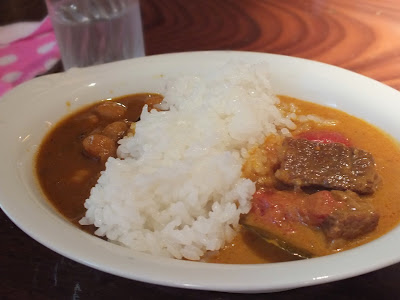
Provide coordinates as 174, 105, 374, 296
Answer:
70, 169, 90, 183
102, 121, 129, 141
86, 114, 99, 125
82, 134, 116, 162
94, 102, 127, 120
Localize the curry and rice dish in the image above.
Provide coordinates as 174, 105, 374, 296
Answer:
35, 64, 400, 263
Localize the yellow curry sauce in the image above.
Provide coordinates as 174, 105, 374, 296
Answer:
36, 94, 400, 264
208, 96, 400, 263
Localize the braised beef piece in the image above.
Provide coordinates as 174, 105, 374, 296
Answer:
240, 189, 379, 257
322, 190, 379, 240
275, 138, 379, 194
240, 189, 335, 258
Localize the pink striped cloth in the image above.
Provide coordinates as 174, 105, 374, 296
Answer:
0, 17, 60, 97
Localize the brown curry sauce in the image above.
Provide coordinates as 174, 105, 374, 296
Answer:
35, 94, 400, 263
36, 93, 158, 234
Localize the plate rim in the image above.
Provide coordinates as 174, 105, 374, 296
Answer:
1, 50, 400, 293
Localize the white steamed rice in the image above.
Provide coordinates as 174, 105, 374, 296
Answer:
79, 61, 295, 260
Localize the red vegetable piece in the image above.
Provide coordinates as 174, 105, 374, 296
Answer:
251, 189, 301, 233
299, 191, 344, 226
251, 189, 344, 229
296, 130, 351, 146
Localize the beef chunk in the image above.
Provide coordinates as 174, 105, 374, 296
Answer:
322, 190, 379, 240
240, 189, 335, 258
240, 188, 380, 257
275, 138, 379, 194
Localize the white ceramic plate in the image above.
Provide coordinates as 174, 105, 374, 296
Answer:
1, 51, 400, 293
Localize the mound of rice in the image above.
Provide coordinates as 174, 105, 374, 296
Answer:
79, 62, 295, 260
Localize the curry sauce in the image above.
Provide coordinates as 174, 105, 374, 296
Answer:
36, 95, 400, 263
36, 93, 159, 234
207, 96, 400, 263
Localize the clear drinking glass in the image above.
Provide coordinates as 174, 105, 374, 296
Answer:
45, 0, 145, 70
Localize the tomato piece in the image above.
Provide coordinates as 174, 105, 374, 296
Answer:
300, 191, 344, 226
251, 189, 304, 233
251, 189, 343, 228
296, 130, 351, 146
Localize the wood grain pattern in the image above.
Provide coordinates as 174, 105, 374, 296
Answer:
1, 0, 400, 299
142, 0, 400, 90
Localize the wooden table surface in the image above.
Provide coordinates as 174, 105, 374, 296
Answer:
1, 0, 400, 299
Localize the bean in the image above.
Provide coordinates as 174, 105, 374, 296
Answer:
70, 169, 90, 183
94, 102, 127, 120
82, 134, 116, 162
102, 121, 128, 141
